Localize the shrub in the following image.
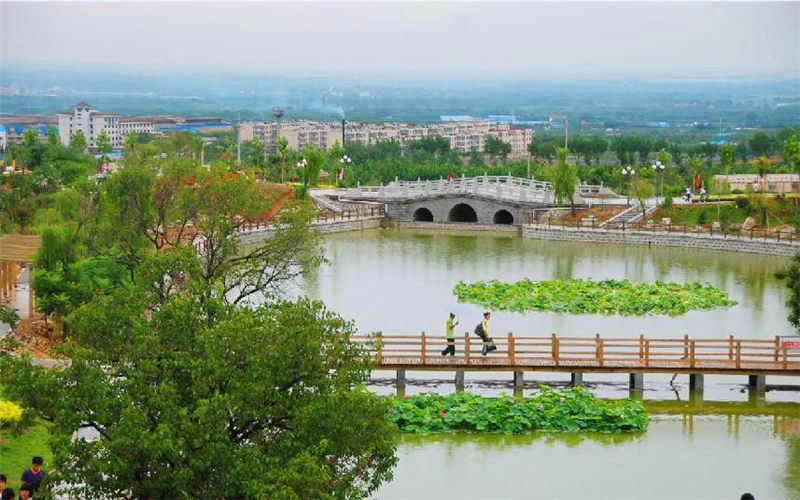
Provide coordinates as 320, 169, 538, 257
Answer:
697, 209, 708, 225
731, 189, 743, 194
661, 196, 673, 209
735, 197, 749, 209
0, 303, 20, 330
0, 400, 23, 427
386, 387, 648, 434
719, 205, 732, 228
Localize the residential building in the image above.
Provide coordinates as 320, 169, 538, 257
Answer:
245, 119, 533, 156
0, 115, 57, 150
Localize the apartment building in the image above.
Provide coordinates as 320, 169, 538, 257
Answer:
245, 119, 533, 155
119, 119, 156, 135
0, 115, 57, 150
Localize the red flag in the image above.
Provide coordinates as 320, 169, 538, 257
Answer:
694, 174, 701, 189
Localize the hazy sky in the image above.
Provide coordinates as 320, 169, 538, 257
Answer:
1, 2, 798, 77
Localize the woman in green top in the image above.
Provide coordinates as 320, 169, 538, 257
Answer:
441, 313, 458, 356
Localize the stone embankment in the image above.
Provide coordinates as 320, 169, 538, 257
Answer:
522, 225, 799, 257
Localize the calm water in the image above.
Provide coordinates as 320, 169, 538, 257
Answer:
296, 229, 799, 499
301, 228, 793, 338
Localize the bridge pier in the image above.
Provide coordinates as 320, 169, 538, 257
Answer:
748, 375, 766, 394
570, 373, 584, 387
396, 369, 406, 388
455, 370, 465, 391
513, 371, 524, 389
689, 374, 704, 392
629, 373, 644, 391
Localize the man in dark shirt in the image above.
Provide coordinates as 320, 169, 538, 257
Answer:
20, 456, 45, 493
0, 474, 10, 498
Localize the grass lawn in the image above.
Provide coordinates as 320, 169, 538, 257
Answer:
0, 419, 53, 492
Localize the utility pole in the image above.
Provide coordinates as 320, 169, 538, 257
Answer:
564, 116, 569, 149
270, 107, 284, 162
341, 118, 347, 146
236, 113, 241, 164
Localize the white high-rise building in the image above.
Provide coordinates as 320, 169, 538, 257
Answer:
57, 101, 123, 150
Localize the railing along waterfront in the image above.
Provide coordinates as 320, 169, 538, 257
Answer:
233, 205, 386, 234
351, 334, 800, 375
522, 215, 800, 244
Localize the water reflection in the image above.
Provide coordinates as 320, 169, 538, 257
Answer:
302, 229, 792, 338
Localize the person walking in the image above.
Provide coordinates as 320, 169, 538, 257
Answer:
441, 313, 458, 356
684, 186, 692, 203
474, 312, 497, 355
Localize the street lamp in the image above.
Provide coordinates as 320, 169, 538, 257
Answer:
338, 154, 351, 187
622, 165, 635, 206
651, 160, 665, 204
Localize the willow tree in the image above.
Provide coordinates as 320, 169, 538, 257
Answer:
552, 147, 578, 214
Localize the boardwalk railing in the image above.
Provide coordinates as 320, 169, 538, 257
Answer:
523, 216, 800, 244
351, 334, 800, 375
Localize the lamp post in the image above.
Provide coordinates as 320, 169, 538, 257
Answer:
651, 160, 665, 204
622, 165, 635, 206
338, 154, 351, 187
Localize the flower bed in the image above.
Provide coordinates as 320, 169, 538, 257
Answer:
386, 387, 648, 434
453, 278, 737, 316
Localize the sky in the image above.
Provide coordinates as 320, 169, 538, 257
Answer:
1, 1, 799, 78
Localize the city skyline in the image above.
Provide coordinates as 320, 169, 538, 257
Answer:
2, 2, 799, 78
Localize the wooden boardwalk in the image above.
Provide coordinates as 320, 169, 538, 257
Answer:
351, 334, 800, 377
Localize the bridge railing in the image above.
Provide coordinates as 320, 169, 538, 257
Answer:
350, 333, 800, 371
233, 205, 386, 234
344, 175, 555, 203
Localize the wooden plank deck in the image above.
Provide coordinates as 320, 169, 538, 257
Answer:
352, 334, 800, 376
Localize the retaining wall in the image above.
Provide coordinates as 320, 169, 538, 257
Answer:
522, 225, 799, 257
393, 221, 521, 233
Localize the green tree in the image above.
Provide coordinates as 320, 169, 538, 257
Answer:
782, 135, 799, 174
1, 251, 398, 498
632, 178, 654, 216
755, 156, 771, 179
776, 255, 800, 332
551, 148, 578, 214
277, 135, 290, 183
95, 129, 112, 157
70, 130, 88, 153
484, 136, 511, 159
47, 126, 59, 146
720, 143, 734, 173
749, 132, 772, 157
296, 143, 325, 198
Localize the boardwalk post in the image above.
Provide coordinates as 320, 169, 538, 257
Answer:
421, 331, 427, 363
552, 333, 559, 366
639, 334, 645, 362
689, 341, 696, 369
508, 332, 515, 365
783, 346, 789, 370
570, 373, 583, 387
455, 370, 465, 391
396, 369, 406, 388
513, 371, 524, 389
645, 340, 651, 368
774, 335, 781, 362
728, 335, 734, 361
596, 334, 604, 367
376, 331, 383, 365
465, 332, 471, 365
748, 375, 766, 394
735, 341, 742, 369
689, 374, 704, 392
629, 373, 644, 391
683, 334, 689, 359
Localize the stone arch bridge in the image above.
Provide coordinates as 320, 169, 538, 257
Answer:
342, 175, 611, 226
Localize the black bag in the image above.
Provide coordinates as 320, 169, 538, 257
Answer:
474, 323, 484, 336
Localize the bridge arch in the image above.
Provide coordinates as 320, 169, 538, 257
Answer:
413, 207, 434, 222
448, 203, 478, 223
493, 209, 514, 225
